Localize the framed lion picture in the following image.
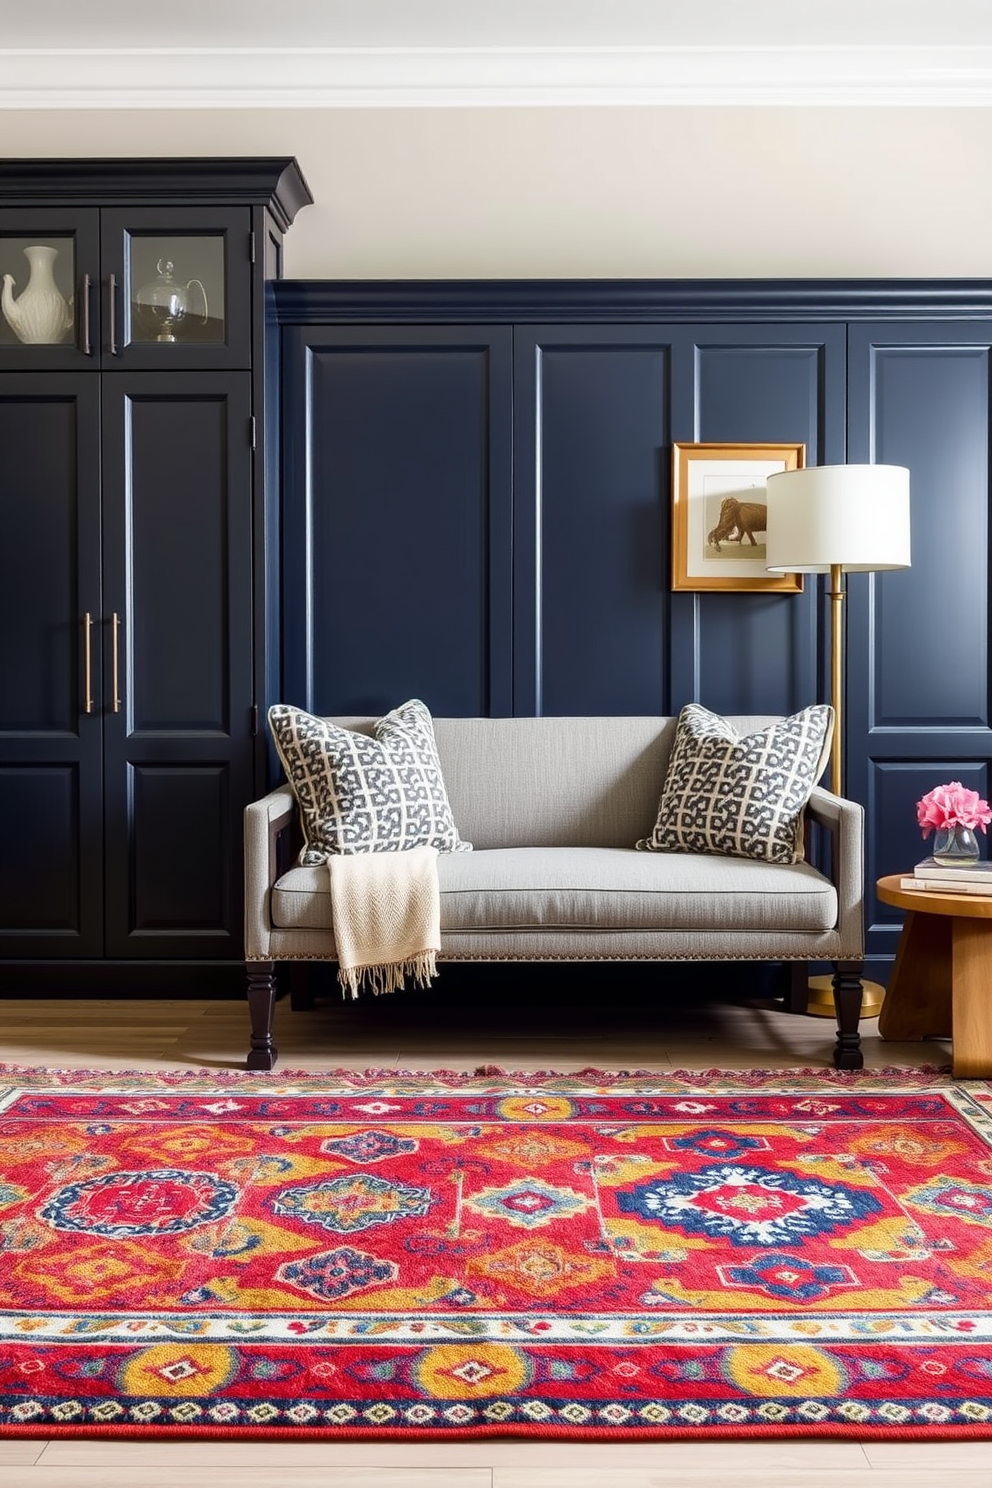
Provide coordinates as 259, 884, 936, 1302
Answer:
671, 441, 805, 593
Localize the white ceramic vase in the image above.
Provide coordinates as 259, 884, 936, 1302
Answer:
1, 245, 73, 345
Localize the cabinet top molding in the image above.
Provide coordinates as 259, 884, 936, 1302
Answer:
273, 278, 992, 324
0, 157, 313, 230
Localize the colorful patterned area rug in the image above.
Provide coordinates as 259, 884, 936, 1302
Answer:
1, 1061, 991, 1441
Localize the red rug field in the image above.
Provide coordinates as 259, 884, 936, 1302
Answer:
1, 1062, 991, 1440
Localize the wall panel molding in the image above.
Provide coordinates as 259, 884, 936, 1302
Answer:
280, 324, 513, 719
275, 280, 992, 326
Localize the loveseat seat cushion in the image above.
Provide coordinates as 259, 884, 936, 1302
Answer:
270, 846, 837, 939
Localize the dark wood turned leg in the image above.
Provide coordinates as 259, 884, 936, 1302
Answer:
831, 962, 864, 1070
787, 961, 811, 1014
246, 961, 278, 1070
289, 962, 316, 1012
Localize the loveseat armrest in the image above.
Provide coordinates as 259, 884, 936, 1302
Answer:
244, 785, 296, 960
805, 785, 865, 958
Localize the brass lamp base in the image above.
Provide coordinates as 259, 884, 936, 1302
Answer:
803, 974, 886, 1020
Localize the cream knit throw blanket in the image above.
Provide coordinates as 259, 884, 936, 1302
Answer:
328, 846, 441, 998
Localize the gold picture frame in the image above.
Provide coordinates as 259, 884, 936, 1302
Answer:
671, 441, 806, 593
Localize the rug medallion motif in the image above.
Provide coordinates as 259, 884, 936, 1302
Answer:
0, 1063, 991, 1440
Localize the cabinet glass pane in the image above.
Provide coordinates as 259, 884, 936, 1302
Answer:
126, 234, 225, 346
0, 235, 75, 348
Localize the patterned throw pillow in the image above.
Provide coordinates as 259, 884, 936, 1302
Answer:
637, 703, 834, 865
268, 699, 471, 864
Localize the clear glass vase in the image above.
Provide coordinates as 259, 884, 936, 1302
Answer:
931, 824, 981, 865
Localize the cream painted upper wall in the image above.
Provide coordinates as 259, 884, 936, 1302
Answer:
3, 106, 991, 278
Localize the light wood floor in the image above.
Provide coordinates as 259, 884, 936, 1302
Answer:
0, 970, 980, 1488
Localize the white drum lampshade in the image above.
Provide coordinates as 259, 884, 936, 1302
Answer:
765, 464, 911, 574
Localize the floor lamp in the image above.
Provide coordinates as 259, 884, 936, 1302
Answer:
764, 463, 911, 1018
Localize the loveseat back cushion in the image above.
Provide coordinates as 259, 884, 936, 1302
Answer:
323, 714, 790, 850
637, 702, 833, 865
268, 699, 471, 864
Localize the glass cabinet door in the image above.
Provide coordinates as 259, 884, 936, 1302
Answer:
0, 209, 100, 369
101, 207, 251, 370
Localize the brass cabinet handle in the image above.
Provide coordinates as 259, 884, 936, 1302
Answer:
81, 273, 92, 356
112, 612, 121, 713
108, 272, 118, 355
82, 612, 93, 714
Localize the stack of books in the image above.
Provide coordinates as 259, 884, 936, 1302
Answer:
900, 857, 992, 896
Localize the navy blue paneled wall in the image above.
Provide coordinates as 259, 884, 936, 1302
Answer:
847, 323, 992, 970
274, 281, 992, 972
512, 330, 671, 717
513, 325, 845, 719
280, 324, 513, 718
278, 297, 845, 726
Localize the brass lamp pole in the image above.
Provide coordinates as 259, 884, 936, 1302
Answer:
828, 562, 844, 798
804, 561, 860, 1016
764, 464, 912, 1020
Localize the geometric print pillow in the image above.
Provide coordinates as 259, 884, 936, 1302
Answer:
636, 702, 834, 865
267, 698, 472, 865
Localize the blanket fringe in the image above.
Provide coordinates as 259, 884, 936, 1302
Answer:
338, 949, 438, 1000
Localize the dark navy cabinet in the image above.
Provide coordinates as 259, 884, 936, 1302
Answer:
99, 372, 254, 959
0, 372, 104, 956
0, 159, 311, 972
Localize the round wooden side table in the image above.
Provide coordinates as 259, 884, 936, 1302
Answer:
876, 874, 992, 1077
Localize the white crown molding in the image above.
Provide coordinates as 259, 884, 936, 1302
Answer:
2, 44, 992, 109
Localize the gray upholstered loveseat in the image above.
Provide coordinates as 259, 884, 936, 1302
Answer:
243, 714, 866, 1073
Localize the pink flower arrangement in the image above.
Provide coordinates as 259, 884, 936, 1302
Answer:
916, 780, 992, 838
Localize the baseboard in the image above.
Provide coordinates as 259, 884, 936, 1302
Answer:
0, 961, 245, 998
0, 957, 893, 1004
